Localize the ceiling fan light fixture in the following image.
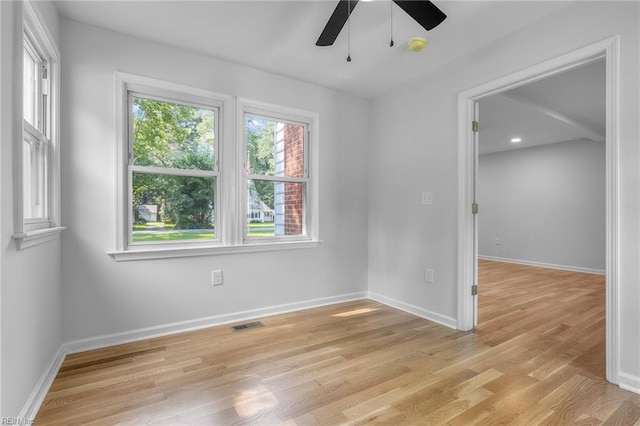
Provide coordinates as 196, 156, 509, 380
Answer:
316, 0, 446, 47
407, 37, 427, 52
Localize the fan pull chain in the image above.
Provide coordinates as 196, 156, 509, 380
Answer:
389, 0, 394, 47
347, 0, 352, 62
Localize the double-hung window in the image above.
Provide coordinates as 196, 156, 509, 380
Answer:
15, 1, 63, 249
114, 74, 227, 256
126, 89, 221, 247
243, 111, 310, 241
23, 36, 49, 228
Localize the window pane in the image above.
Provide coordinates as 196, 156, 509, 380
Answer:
22, 137, 48, 220
246, 117, 304, 178
34, 140, 48, 218
132, 96, 215, 171
23, 141, 33, 218
23, 48, 38, 128
132, 172, 216, 242
247, 179, 304, 237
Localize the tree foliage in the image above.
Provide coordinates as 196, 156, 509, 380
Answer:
246, 117, 276, 208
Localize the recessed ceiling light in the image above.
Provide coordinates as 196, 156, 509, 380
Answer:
510, 137, 522, 143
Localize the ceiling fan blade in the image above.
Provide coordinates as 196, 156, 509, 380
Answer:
316, 0, 360, 47
392, 0, 447, 31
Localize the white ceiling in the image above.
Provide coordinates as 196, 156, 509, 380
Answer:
479, 59, 606, 155
54, 0, 573, 99
54, 0, 600, 153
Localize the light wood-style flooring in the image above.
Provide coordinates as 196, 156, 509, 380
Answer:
35, 260, 640, 425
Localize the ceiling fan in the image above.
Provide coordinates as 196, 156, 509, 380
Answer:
316, 0, 447, 47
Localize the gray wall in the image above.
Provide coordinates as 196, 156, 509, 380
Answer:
478, 139, 605, 271
0, 1, 63, 417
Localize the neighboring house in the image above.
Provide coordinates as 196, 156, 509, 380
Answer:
138, 204, 158, 222
247, 182, 274, 223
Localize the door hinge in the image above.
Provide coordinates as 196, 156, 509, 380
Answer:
472, 121, 479, 133
472, 202, 479, 215
471, 285, 478, 296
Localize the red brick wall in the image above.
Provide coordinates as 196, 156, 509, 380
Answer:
284, 124, 304, 235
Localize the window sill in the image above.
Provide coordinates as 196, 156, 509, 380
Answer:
108, 240, 322, 262
13, 226, 66, 250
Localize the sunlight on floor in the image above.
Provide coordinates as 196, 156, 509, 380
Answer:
332, 307, 379, 318
233, 385, 279, 418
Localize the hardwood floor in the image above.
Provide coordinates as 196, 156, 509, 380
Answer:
35, 260, 640, 425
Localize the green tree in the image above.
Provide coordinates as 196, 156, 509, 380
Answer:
163, 153, 216, 229
246, 117, 276, 208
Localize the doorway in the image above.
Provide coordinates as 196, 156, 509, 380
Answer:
457, 37, 619, 384
476, 58, 606, 334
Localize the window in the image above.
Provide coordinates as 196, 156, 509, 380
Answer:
128, 94, 219, 246
244, 114, 309, 241
112, 74, 319, 260
14, 1, 64, 249
23, 36, 49, 228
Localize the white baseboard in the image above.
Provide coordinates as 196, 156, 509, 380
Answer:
478, 255, 605, 276
63, 291, 368, 354
367, 291, 457, 329
18, 346, 66, 422
619, 372, 640, 395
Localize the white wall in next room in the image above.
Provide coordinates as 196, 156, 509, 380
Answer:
478, 139, 605, 272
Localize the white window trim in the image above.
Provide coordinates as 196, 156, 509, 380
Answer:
110, 74, 320, 261
13, 1, 65, 250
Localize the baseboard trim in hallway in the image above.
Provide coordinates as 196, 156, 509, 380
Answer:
478, 255, 605, 276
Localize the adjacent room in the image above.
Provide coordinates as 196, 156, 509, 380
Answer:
478, 60, 606, 275
1, 0, 639, 423
475, 59, 608, 379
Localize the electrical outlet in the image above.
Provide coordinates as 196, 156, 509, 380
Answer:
425, 268, 434, 283
212, 270, 223, 286
421, 192, 433, 205
495, 237, 501, 246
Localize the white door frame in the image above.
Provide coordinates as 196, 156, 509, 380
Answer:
456, 36, 620, 384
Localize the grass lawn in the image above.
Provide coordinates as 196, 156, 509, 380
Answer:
132, 222, 276, 241
133, 222, 175, 231
133, 232, 215, 242
248, 223, 275, 237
